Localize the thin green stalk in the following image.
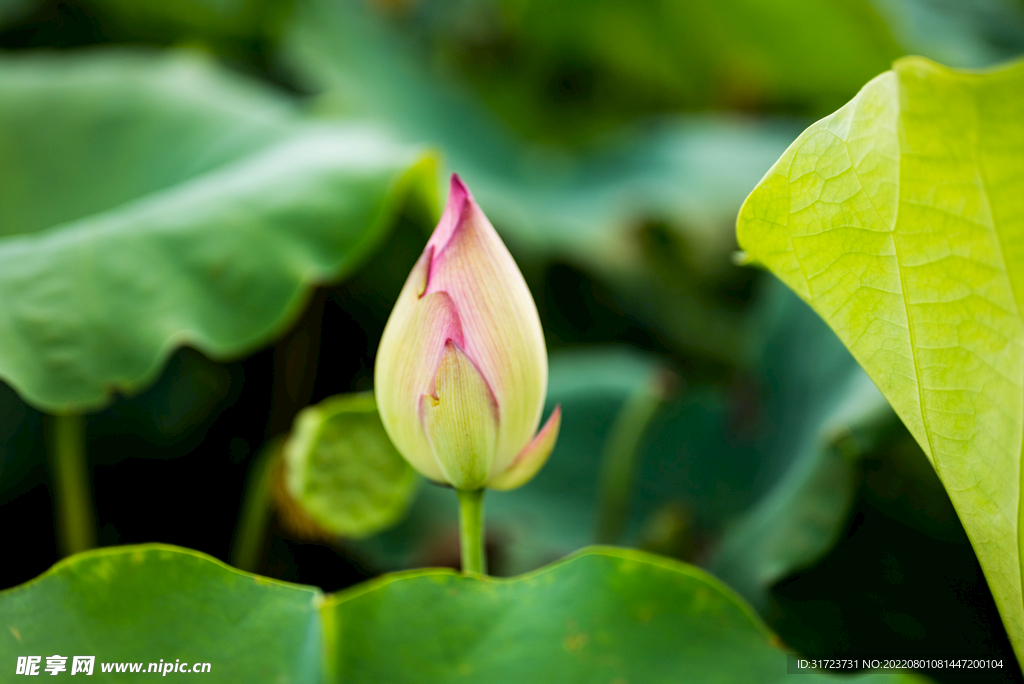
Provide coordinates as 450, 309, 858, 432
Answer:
48, 413, 96, 556
457, 488, 486, 575
595, 369, 677, 544
230, 438, 283, 572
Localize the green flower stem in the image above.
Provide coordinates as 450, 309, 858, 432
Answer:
230, 438, 283, 572
595, 369, 676, 544
457, 488, 486, 575
47, 413, 96, 556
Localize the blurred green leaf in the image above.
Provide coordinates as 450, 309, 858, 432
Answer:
282, 0, 1024, 284
90, 348, 234, 450
737, 55, 1024, 662
0, 544, 323, 682
515, 288, 896, 583
704, 280, 898, 610
0, 380, 41, 503
325, 546, 925, 684
294, 0, 902, 142
869, 0, 1024, 69
415, 0, 902, 134
283, 392, 418, 539
282, 0, 816, 367
709, 360, 892, 610
0, 49, 434, 413
0, 0, 33, 28
284, 0, 800, 277
84, 0, 282, 42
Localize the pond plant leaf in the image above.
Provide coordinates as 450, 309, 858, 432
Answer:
284, 0, 801, 277
0, 49, 433, 413
283, 392, 418, 539
0, 545, 323, 681
737, 55, 1024, 662
0, 544, 928, 683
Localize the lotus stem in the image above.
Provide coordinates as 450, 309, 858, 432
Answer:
48, 413, 96, 556
457, 488, 486, 575
230, 438, 282, 572
595, 369, 677, 544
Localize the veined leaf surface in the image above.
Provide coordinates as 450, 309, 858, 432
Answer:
737, 55, 1024, 661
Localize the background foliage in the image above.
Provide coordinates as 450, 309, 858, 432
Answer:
1, 0, 1023, 681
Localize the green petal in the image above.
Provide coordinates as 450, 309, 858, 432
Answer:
420, 341, 498, 490
374, 268, 460, 484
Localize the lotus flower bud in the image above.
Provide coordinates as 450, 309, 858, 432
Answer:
375, 174, 560, 491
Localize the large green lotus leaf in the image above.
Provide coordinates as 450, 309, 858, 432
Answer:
0, 49, 433, 412
0, 545, 323, 682
324, 546, 924, 684
736, 56, 1024, 661
2, 544, 929, 683
283, 392, 418, 539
